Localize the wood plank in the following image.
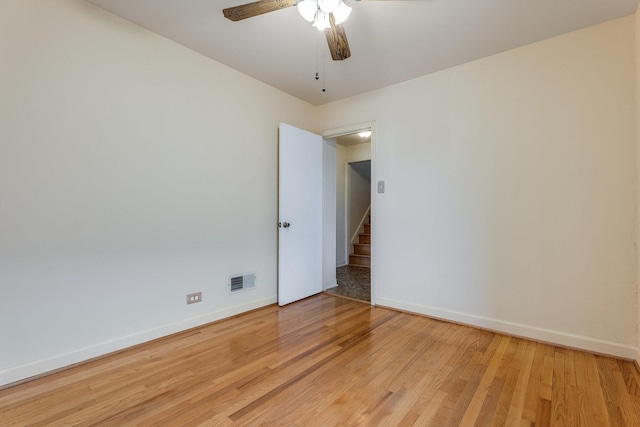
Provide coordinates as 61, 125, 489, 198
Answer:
222, 0, 297, 21
551, 348, 568, 426
459, 336, 511, 426
504, 340, 537, 424
596, 356, 638, 426
521, 342, 547, 422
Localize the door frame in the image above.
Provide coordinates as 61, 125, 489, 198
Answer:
321, 121, 377, 306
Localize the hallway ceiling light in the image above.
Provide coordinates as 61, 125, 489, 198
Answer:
358, 131, 372, 138
297, 0, 352, 31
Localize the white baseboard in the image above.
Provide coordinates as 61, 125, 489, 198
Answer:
0, 296, 277, 388
376, 297, 639, 361
336, 261, 348, 267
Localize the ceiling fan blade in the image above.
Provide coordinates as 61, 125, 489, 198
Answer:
223, 0, 297, 22
325, 15, 351, 61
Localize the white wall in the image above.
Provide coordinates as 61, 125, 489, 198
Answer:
320, 17, 638, 358
0, 0, 316, 386
336, 145, 348, 266
336, 143, 371, 265
348, 161, 371, 245
323, 138, 337, 288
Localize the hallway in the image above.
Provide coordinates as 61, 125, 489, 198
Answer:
325, 265, 370, 302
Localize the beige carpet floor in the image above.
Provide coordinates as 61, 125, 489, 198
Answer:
325, 265, 370, 302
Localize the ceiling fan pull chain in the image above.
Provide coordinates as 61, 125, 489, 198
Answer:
322, 38, 326, 93
315, 31, 320, 81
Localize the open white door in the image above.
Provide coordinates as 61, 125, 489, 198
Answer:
278, 123, 323, 306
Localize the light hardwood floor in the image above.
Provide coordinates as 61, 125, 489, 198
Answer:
2, 294, 640, 426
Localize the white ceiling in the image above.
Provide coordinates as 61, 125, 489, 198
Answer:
87, 0, 639, 106
337, 132, 370, 146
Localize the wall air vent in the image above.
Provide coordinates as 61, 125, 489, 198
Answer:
229, 274, 256, 294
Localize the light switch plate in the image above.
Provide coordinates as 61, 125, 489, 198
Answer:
377, 181, 385, 193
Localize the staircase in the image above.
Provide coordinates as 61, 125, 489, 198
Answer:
349, 214, 371, 267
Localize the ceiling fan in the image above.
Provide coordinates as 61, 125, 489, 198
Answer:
223, 0, 375, 61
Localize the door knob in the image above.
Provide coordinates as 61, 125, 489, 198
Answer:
283, 222, 291, 228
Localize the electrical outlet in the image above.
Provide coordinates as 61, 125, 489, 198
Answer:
186, 292, 202, 305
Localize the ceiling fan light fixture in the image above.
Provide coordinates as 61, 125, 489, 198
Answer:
333, 1, 352, 25
313, 10, 331, 30
298, 0, 351, 29
318, 0, 340, 14
297, 0, 317, 22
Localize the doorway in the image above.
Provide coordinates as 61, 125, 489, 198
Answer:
325, 130, 372, 303
279, 122, 374, 306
